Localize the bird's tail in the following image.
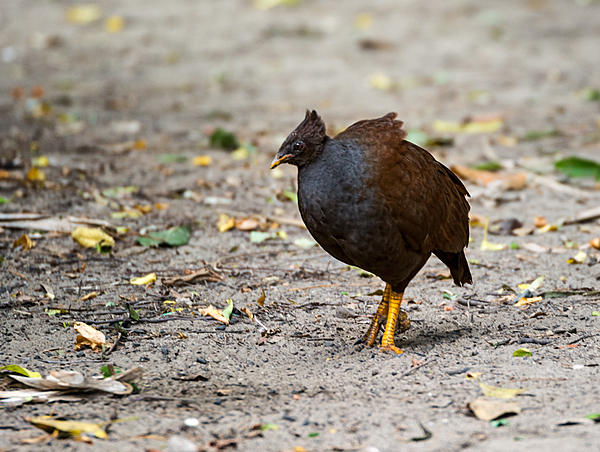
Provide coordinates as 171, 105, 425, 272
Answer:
433, 250, 472, 286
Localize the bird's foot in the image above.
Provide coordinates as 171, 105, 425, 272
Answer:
359, 319, 383, 347
378, 344, 404, 355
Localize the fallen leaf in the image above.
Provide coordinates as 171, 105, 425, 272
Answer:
217, 214, 235, 232
250, 231, 272, 243
80, 292, 99, 302
354, 12, 374, 30
434, 118, 503, 134
368, 73, 395, 91
567, 251, 587, 264
0, 365, 41, 379
137, 226, 190, 247
555, 156, 600, 181
293, 237, 316, 249
199, 305, 229, 325
479, 383, 525, 399
73, 322, 106, 351
130, 272, 156, 285
235, 217, 259, 231
209, 128, 239, 150
26, 167, 45, 182
252, 0, 300, 10
465, 372, 482, 380
257, 289, 266, 307
32, 156, 49, 167
222, 299, 234, 323
468, 398, 520, 421
104, 15, 124, 33
66, 4, 102, 25
451, 165, 526, 190
13, 234, 34, 250
512, 348, 532, 357
28, 416, 107, 440
480, 219, 506, 251
240, 307, 254, 320
589, 238, 600, 249
514, 296, 543, 307
192, 155, 212, 166
72, 227, 115, 250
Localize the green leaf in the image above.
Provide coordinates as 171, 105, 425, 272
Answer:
520, 129, 559, 141
127, 304, 140, 321
0, 364, 41, 378
293, 237, 316, 249
592, 311, 600, 317
158, 153, 188, 164
250, 231, 271, 243
102, 185, 138, 198
443, 290, 457, 300
260, 423, 279, 431
222, 299, 234, 323
509, 241, 520, 250
308, 432, 320, 438
513, 348, 532, 357
585, 413, 600, 422
283, 190, 298, 203
490, 419, 510, 427
582, 88, 600, 101
0, 196, 10, 204
99, 365, 122, 378
340, 291, 349, 296
554, 156, 600, 181
137, 226, 191, 247
209, 127, 239, 150
473, 161, 503, 171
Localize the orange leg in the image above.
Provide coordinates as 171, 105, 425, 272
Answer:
379, 290, 405, 354
361, 284, 391, 346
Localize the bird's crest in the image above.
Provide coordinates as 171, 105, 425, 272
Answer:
290, 110, 326, 143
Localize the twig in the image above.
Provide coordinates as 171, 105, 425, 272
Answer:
568, 333, 600, 345
517, 337, 552, 345
400, 357, 436, 378
104, 332, 122, 356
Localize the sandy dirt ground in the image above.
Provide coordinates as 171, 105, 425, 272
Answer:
1, 0, 600, 451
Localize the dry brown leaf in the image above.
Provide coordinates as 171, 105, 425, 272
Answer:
240, 307, 254, 320
533, 216, 547, 228
257, 289, 266, 307
73, 322, 106, 351
80, 291, 99, 301
589, 237, 600, 249
468, 398, 520, 421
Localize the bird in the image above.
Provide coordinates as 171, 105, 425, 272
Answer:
270, 110, 472, 354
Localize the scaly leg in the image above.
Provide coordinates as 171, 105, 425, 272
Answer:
379, 290, 405, 354
360, 284, 391, 346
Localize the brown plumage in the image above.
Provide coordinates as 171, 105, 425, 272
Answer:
271, 111, 471, 353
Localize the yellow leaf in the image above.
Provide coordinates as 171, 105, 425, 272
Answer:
217, 213, 235, 232
154, 202, 170, 210
27, 167, 46, 182
32, 156, 49, 167
13, 234, 34, 250
517, 276, 545, 292
480, 219, 506, 251
567, 250, 587, 264
465, 372, 482, 380
231, 147, 249, 160
110, 209, 141, 219
28, 416, 107, 439
257, 289, 266, 307
240, 306, 254, 320
73, 321, 106, 350
433, 118, 503, 134
72, 227, 115, 249
130, 272, 157, 285
480, 383, 526, 399
368, 73, 395, 91
133, 139, 146, 150
134, 204, 153, 214
104, 15, 124, 33
0, 364, 41, 378
199, 305, 229, 324
80, 291, 99, 301
192, 155, 213, 166
537, 224, 557, 233
354, 12, 374, 30
514, 296, 543, 307
66, 4, 102, 25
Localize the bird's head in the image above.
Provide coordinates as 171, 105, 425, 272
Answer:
271, 110, 327, 169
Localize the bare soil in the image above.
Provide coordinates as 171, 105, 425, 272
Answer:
1, 1, 600, 451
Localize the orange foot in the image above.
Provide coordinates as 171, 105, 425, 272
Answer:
379, 344, 404, 355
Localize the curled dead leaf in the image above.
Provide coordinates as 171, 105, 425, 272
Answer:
73, 322, 106, 351
468, 398, 520, 421
199, 305, 229, 325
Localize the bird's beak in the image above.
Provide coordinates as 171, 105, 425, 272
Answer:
270, 153, 292, 169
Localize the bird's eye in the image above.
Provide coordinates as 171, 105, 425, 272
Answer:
293, 141, 304, 152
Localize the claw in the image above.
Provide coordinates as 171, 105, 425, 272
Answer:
379, 344, 404, 355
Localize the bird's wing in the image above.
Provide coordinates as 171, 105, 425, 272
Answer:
336, 114, 469, 254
